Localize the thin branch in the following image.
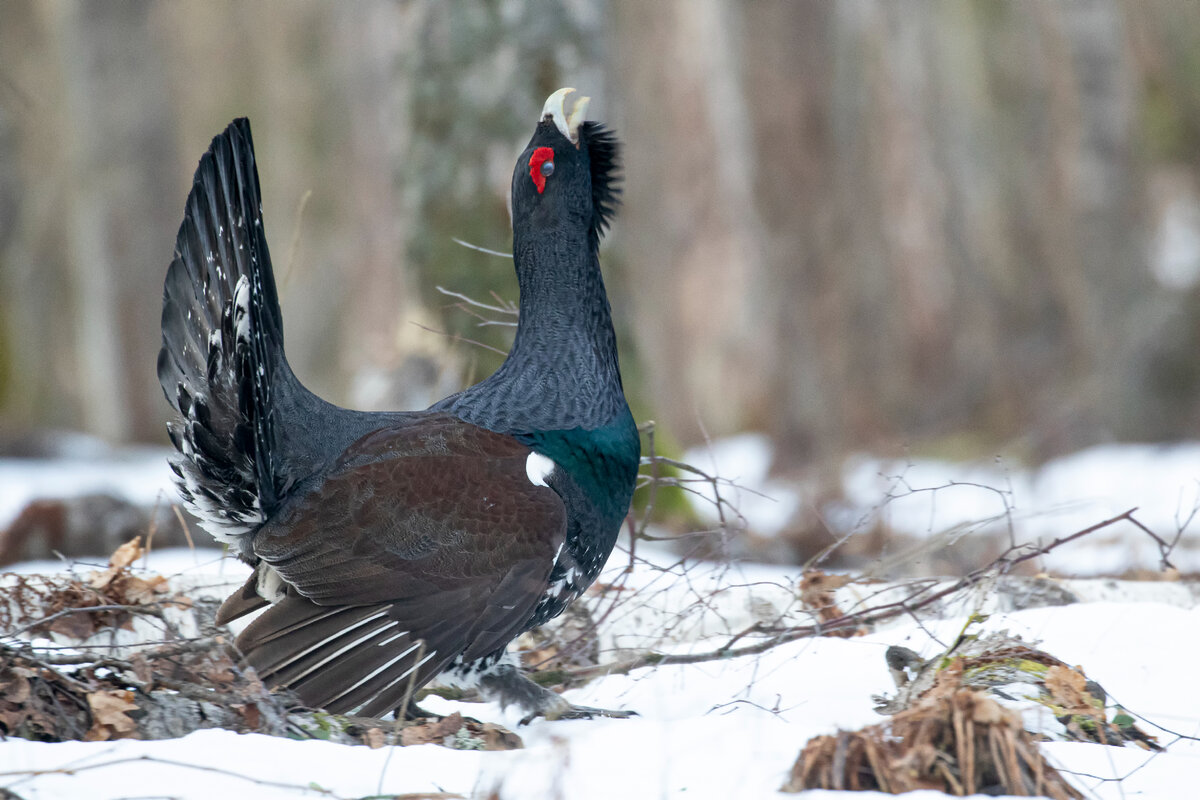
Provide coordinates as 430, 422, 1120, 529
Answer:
450, 237, 513, 260
2, 602, 180, 639
435, 285, 517, 316
1121, 514, 1177, 570
409, 321, 508, 356
558, 509, 1143, 681
0, 755, 341, 797
9, 638, 214, 666
1008, 509, 1140, 567
282, 188, 314, 289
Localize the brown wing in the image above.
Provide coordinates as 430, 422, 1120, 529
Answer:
231, 413, 565, 716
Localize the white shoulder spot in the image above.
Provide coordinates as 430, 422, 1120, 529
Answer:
525, 451, 556, 487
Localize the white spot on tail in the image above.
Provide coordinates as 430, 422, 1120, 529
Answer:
256, 564, 286, 603
233, 275, 252, 343
526, 452, 556, 487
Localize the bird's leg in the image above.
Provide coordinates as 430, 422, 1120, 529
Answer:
475, 662, 636, 725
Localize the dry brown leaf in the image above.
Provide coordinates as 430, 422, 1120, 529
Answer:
400, 712, 467, 747
88, 566, 121, 591
119, 574, 168, 605
85, 689, 140, 741
364, 727, 387, 749
396, 714, 475, 748
129, 652, 153, 686
0, 707, 24, 731
1045, 665, 1093, 713
0, 671, 32, 705
400, 723, 440, 746
202, 660, 237, 686
109, 537, 145, 569
88, 538, 147, 591
235, 702, 262, 730
480, 722, 523, 751
799, 570, 846, 609
47, 610, 98, 639
798, 571, 862, 636
803, 571, 853, 592
430, 711, 465, 739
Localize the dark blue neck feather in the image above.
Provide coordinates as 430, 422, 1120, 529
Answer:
438, 226, 628, 435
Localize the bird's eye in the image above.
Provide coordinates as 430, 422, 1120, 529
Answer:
541, 160, 554, 177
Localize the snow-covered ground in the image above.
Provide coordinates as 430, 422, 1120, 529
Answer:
1, 545, 1198, 799
2, 439, 1199, 798
0, 441, 176, 533
685, 435, 1200, 574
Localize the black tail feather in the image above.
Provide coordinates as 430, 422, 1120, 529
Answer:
158, 118, 289, 543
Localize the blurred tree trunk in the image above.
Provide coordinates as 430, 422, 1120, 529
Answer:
614, 0, 1164, 467
1, 0, 176, 442
3, 0, 1200, 472
0, 0, 608, 443
614, 0, 780, 442
56, 0, 177, 442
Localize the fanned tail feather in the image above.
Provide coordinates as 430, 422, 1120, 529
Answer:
157, 118, 288, 544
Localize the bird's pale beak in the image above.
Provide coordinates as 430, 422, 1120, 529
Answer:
541, 87, 590, 146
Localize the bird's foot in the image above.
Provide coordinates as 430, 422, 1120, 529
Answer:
474, 661, 636, 725
520, 703, 638, 726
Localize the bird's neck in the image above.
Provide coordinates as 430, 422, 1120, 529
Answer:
511, 231, 619, 376
448, 227, 629, 434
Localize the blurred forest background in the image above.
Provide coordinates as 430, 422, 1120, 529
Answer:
3, 0, 1200, 479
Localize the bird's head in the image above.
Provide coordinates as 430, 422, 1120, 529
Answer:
511, 88, 621, 251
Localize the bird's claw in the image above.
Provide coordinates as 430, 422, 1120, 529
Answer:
520, 704, 639, 726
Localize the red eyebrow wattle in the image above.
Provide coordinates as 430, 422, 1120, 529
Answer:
529, 147, 554, 194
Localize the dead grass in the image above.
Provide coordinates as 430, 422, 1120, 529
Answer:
782, 660, 1083, 797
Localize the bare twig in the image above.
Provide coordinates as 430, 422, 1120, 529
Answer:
555, 509, 1144, 681
171, 503, 196, 552
282, 188, 314, 289
0, 755, 341, 797
435, 284, 517, 315
1008, 509, 1141, 568
2, 603, 177, 639
409, 321, 508, 356
1121, 514, 1177, 570
450, 237, 513, 259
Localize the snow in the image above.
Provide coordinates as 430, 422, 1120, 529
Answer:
683, 433, 803, 538
686, 437, 1200, 574
2, 442, 1199, 798
3, 550, 1199, 799
844, 443, 1200, 574
0, 444, 177, 530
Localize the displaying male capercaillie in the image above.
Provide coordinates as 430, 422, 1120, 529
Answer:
157, 89, 639, 720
